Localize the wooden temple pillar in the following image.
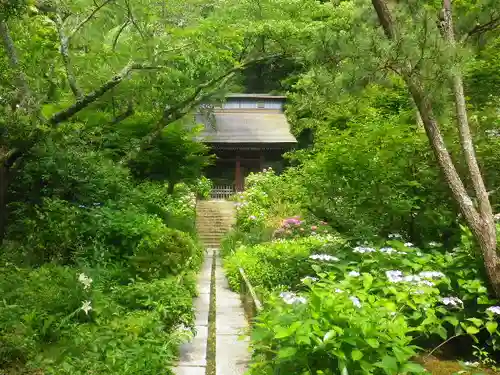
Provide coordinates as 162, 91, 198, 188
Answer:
235, 155, 243, 192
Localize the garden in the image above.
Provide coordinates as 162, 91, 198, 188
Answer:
221, 168, 500, 375
2, 0, 500, 374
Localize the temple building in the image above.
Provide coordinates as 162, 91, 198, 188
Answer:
196, 94, 297, 198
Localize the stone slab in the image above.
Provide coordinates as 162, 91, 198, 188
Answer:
198, 283, 211, 294
194, 309, 209, 326
216, 311, 247, 331
173, 366, 206, 375
194, 292, 211, 311
177, 326, 208, 367
216, 335, 250, 375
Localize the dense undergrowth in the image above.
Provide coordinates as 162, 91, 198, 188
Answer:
0, 143, 209, 374
221, 169, 500, 375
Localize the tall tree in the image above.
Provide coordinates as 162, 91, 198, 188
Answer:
370, 0, 500, 295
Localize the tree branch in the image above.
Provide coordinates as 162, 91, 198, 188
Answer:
69, 0, 114, 39
441, 0, 493, 222
112, 20, 130, 51
0, 20, 32, 107
53, 14, 83, 98
371, 0, 482, 230
49, 62, 163, 125
462, 14, 500, 43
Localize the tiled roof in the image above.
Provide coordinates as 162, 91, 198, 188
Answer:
195, 110, 297, 144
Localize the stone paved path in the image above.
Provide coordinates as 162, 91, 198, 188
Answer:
174, 249, 250, 375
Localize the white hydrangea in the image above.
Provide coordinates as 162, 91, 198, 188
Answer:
441, 296, 463, 308
350, 296, 362, 308
280, 292, 307, 305
379, 247, 397, 254
301, 276, 318, 283
404, 242, 414, 247
486, 306, 500, 315
309, 254, 339, 262
386, 270, 403, 283
419, 271, 445, 279
353, 246, 376, 254
348, 271, 360, 277
388, 233, 402, 239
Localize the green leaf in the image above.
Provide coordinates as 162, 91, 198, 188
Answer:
401, 362, 426, 374
486, 321, 498, 334
278, 346, 297, 359
377, 355, 398, 375
363, 273, 373, 289
467, 318, 483, 327
323, 329, 336, 342
351, 350, 363, 361
366, 338, 380, 348
275, 326, 293, 339
466, 326, 480, 335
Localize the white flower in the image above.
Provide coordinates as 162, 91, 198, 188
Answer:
335, 288, 344, 293
388, 233, 402, 239
280, 292, 307, 305
486, 306, 500, 315
386, 270, 403, 283
403, 275, 421, 283
348, 271, 360, 277
81, 300, 92, 315
404, 242, 414, 247
441, 297, 463, 308
301, 276, 318, 283
419, 271, 445, 279
350, 296, 362, 308
78, 273, 93, 290
309, 254, 339, 262
379, 247, 396, 254
353, 246, 376, 254
428, 241, 439, 247
416, 251, 423, 256
419, 280, 435, 287
398, 251, 408, 255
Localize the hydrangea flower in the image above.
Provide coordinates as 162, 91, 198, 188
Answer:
428, 241, 439, 247
81, 300, 92, 315
486, 306, 500, 315
348, 271, 360, 277
403, 275, 421, 283
379, 247, 397, 254
78, 273, 93, 290
335, 288, 344, 293
404, 242, 414, 247
388, 233, 402, 239
301, 276, 318, 283
441, 296, 463, 308
350, 296, 362, 308
353, 246, 376, 254
309, 254, 339, 261
419, 280, 435, 287
419, 271, 445, 279
386, 270, 403, 283
280, 291, 307, 305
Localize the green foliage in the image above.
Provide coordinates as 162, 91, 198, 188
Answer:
130, 227, 202, 280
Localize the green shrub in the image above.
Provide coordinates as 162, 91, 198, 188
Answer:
129, 227, 202, 280
113, 277, 197, 330
223, 236, 346, 295
0, 264, 89, 365
30, 310, 190, 375
237, 233, 500, 373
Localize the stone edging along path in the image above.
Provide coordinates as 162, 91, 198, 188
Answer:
174, 248, 250, 375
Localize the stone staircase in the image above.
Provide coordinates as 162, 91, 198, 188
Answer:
196, 200, 236, 247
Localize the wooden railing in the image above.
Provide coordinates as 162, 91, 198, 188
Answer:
210, 185, 234, 200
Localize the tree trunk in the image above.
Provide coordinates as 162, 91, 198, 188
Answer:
167, 181, 176, 195
371, 0, 500, 296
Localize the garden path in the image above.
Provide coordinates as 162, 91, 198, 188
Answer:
173, 248, 250, 375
